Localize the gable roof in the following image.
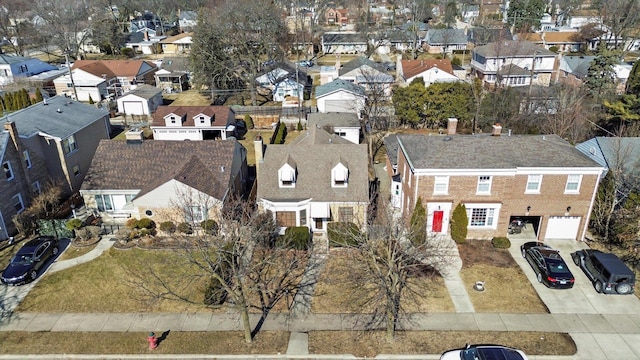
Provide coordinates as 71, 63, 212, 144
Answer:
397, 133, 601, 170
497, 64, 530, 76
473, 40, 554, 58
257, 137, 369, 202
159, 32, 193, 44
5, 95, 108, 139
559, 55, 596, 79
426, 28, 467, 44
120, 84, 162, 100
322, 32, 369, 45
159, 56, 190, 73
290, 125, 353, 145
467, 27, 513, 45
315, 79, 366, 97
72, 59, 156, 78
575, 137, 640, 174
543, 31, 582, 43
339, 57, 387, 76
307, 113, 360, 128
401, 59, 454, 79
151, 106, 234, 127
81, 139, 239, 200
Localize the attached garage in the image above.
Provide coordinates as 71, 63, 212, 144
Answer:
544, 216, 581, 240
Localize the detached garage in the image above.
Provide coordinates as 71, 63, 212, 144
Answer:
544, 216, 581, 240
316, 79, 367, 117
116, 84, 163, 116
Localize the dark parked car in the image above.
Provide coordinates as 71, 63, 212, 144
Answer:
440, 344, 529, 360
1, 236, 59, 285
520, 241, 575, 289
571, 249, 635, 295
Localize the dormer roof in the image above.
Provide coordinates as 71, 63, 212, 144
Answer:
151, 106, 234, 127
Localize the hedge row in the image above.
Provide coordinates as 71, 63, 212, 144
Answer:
271, 122, 288, 144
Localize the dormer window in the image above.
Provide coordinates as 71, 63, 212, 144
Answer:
332, 162, 349, 188
199, 116, 205, 124
278, 163, 296, 188
170, 116, 176, 124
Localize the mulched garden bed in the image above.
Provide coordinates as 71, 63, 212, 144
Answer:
113, 235, 196, 250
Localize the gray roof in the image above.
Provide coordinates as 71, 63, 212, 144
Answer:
307, 113, 360, 128
257, 134, 369, 203
121, 84, 162, 100
315, 79, 366, 98
322, 32, 369, 44
575, 137, 640, 174
497, 64, 530, 76
339, 57, 385, 76
397, 133, 601, 170
179, 10, 197, 20
160, 56, 190, 73
6, 95, 109, 139
290, 125, 353, 146
467, 27, 513, 45
559, 56, 596, 79
384, 134, 399, 168
426, 29, 468, 45
473, 40, 555, 58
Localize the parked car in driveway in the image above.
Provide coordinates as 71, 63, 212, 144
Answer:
520, 241, 575, 289
571, 249, 635, 295
1, 236, 59, 285
440, 344, 529, 360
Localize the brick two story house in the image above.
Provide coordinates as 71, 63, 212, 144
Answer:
386, 121, 604, 241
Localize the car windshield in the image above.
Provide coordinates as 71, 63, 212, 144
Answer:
462, 347, 525, 360
11, 253, 33, 265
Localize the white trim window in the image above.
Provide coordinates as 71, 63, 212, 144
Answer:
62, 135, 78, 155
12, 193, 24, 213
3, 161, 14, 180
23, 150, 31, 168
465, 204, 500, 229
184, 205, 207, 223
433, 176, 449, 195
565, 174, 582, 193
525, 174, 542, 193
476, 175, 492, 194
32, 181, 41, 194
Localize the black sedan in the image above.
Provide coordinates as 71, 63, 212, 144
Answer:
520, 241, 574, 289
1, 236, 59, 285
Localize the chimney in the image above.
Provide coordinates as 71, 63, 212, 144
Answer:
3, 121, 20, 151
144, 30, 149, 41
254, 135, 264, 174
447, 117, 458, 135
335, 53, 341, 70
125, 128, 144, 144
492, 123, 502, 136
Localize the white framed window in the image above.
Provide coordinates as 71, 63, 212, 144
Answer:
434, 176, 449, 194
73, 165, 81, 177
526, 174, 542, 193
184, 205, 207, 223
32, 181, 41, 194
565, 174, 582, 193
476, 175, 492, 194
3, 161, 14, 180
62, 135, 78, 155
465, 203, 501, 229
12, 193, 24, 213
23, 150, 31, 168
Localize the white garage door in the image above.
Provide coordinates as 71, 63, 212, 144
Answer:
325, 100, 353, 113
123, 101, 145, 115
545, 216, 581, 240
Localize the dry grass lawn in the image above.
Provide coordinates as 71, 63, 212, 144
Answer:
309, 331, 576, 357
239, 129, 304, 165
0, 331, 288, 355
458, 241, 548, 313
312, 249, 455, 313
56, 243, 99, 261
164, 90, 211, 106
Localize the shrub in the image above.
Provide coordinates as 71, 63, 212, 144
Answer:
491, 236, 511, 249
139, 228, 150, 237
549, 46, 559, 53
121, 47, 134, 58
410, 197, 427, 245
244, 114, 254, 129
159, 221, 176, 233
328, 222, 361, 247
450, 203, 468, 244
451, 56, 462, 66
126, 218, 139, 229
200, 219, 219, 235
137, 218, 155, 229
280, 226, 310, 249
65, 218, 83, 231
85, 226, 101, 239
127, 229, 140, 240
177, 222, 193, 234
271, 122, 288, 144
297, 121, 303, 131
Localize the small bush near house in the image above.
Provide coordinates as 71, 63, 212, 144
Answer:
491, 236, 511, 249
200, 219, 219, 235
244, 114, 254, 129
297, 121, 303, 131
410, 197, 427, 245
139, 228, 150, 237
137, 218, 156, 230
65, 218, 83, 231
328, 222, 361, 247
451, 56, 462, 66
549, 46, 559, 53
126, 218, 139, 229
159, 221, 176, 234
450, 203, 468, 244
177, 222, 193, 234
280, 227, 310, 249
121, 47, 134, 58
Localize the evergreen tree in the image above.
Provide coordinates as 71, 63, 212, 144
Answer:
584, 45, 619, 100
88, 94, 95, 104
35, 88, 43, 103
392, 79, 427, 128
626, 59, 640, 95
19, 89, 30, 108
450, 203, 468, 244
409, 197, 427, 245
5, 92, 14, 111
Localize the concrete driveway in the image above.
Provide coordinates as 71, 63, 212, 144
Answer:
508, 236, 640, 315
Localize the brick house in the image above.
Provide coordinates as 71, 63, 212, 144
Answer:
385, 121, 604, 241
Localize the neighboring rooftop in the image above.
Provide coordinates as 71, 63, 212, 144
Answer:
474, 40, 553, 57
315, 79, 366, 97
401, 59, 454, 79
151, 105, 234, 127
308, 113, 360, 128
121, 84, 162, 99
290, 124, 353, 146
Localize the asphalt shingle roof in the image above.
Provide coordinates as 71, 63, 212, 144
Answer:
339, 57, 385, 76
5, 95, 108, 139
73, 59, 156, 77
121, 84, 162, 100
473, 40, 554, 58
397, 133, 601, 170
322, 32, 369, 44
401, 59, 454, 79
560, 56, 596, 79
151, 106, 233, 127
426, 29, 468, 44
315, 79, 366, 98
307, 113, 360, 128
81, 139, 238, 200
290, 125, 353, 145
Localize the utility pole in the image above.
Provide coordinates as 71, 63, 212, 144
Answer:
527, 50, 540, 113
64, 50, 79, 101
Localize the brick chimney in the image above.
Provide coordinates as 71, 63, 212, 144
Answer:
125, 128, 144, 144
3, 121, 20, 151
447, 117, 458, 135
254, 135, 264, 175
492, 123, 502, 136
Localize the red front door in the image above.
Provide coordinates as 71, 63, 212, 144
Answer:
432, 210, 444, 232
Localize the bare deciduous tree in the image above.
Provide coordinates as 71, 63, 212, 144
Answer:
538, 84, 595, 144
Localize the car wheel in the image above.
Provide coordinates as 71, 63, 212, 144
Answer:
536, 272, 542, 283
30, 270, 37, 281
52, 247, 59, 256
616, 283, 632, 294
595, 280, 603, 293
573, 255, 580, 266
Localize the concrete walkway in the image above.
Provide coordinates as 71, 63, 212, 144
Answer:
49, 236, 116, 273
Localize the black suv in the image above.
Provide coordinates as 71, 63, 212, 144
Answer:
571, 249, 635, 295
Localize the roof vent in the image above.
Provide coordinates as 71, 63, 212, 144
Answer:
43, 98, 48, 105
56, 108, 62, 113
220, 166, 225, 172
443, 136, 452, 141
589, 146, 596, 155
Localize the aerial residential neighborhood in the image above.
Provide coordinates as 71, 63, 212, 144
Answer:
0, 0, 640, 358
